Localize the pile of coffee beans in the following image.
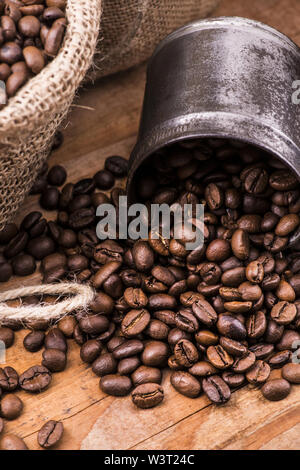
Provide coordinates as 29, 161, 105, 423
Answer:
0, 0, 67, 102
0, 134, 300, 448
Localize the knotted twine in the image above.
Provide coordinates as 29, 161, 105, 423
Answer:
0, 283, 95, 325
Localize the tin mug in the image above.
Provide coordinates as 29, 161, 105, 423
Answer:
127, 17, 300, 244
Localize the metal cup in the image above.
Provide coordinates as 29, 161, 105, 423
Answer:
128, 17, 300, 201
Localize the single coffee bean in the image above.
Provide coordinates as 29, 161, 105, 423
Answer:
100, 374, 132, 396
27, 236, 55, 260
282, 363, 300, 384
94, 169, 115, 190
174, 339, 199, 367
232, 351, 256, 373
271, 301, 297, 325
170, 371, 201, 398
118, 356, 140, 375
80, 340, 102, 364
188, 361, 217, 377
246, 360, 270, 384
268, 350, 292, 369
207, 345, 234, 370
0, 327, 14, 347
0, 367, 18, 391
219, 337, 247, 357
222, 371, 245, 388
92, 353, 117, 377
217, 315, 246, 341
57, 316, 77, 338
261, 378, 291, 401
0, 394, 23, 420
19, 365, 52, 393
12, 254, 36, 276
42, 348, 66, 372
0, 434, 28, 450
192, 299, 217, 327
38, 420, 63, 448
132, 383, 164, 409
23, 330, 45, 352
202, 375, 231, 404
231, 229, 250, 260
105, 155, 128, 177
131, 365, 162, 387
113, 339, 144, 360
45, 327, 67, 352
121, 308, 150, 337
141, 340, 169, 367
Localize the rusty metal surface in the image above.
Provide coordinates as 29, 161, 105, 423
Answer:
128, 17, 300, 200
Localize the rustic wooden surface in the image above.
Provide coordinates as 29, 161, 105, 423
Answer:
1, 0, 300, 451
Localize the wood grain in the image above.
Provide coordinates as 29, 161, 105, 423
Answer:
0, 0, 300, 450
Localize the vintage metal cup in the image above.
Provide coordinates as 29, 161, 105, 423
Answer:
127, 16, 300, 242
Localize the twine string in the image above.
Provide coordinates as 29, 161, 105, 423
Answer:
0, 283, 95, 323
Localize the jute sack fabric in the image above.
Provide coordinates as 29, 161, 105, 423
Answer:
0, 0, 102, 230
94, 0, 220, 79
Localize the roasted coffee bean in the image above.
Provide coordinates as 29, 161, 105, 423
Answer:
170, 371, 201, 398
118, 356, 140, 375
174, 339, 198, 367
246, 311, 266, 339
79, 315, 109, 335
4, 231, 28, 258
276, 329, 300, 351
282, 363, 300, 384
0, 327, 14, 347
23, 330, 45, 352
19, 365, 52, 393
222, 371, 245, 388
249, 343, 274, 360
80, 340, 102, 364
268, 350, 292, 369
0, 394, 22, 420
217, 315, 246, 341
131, 366, 162, 386
189, 361, 217, 377
132, 382, 164, 409
92, 261, 121, 288
0, 367, 18, 391
246, 360, 270, 384
232, 351, 256, 373
57, 316, 77, 338
100, 374, 132, 396
27, 236, 55, 260
221, 267, 246, 287
92, 353, 117, 377
202, 375, 231, 403
121, 308, 150, 337
0, 434, 28, 450
45, 327, 67, 352
271, 301, 297, 325
231, 229, 249, 260
113, 339, 144, 360
148, 293, 176, 310
207, 345, 233, 370
192, 299, 217, 327
219, 337, 247, 357
12, 254, 36, 276
261, 378, 291, 401
0, 262, 13, 282
105, 155, 128, 177
42, 348, 66, 372
206, 239, 231, 262
141, 340, 169, 367
175, 309, 198, 333
38, 420, 63, 448
205, 183, 224, 210
94, 169, 115, 190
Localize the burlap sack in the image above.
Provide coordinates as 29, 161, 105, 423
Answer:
0, 0, 102, 230
94, 0, 220, 79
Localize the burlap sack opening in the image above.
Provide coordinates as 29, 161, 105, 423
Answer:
94, 0, 220, 79
0, 0, 102, 230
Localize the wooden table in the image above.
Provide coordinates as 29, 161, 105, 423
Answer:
1, 0, 300, 451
